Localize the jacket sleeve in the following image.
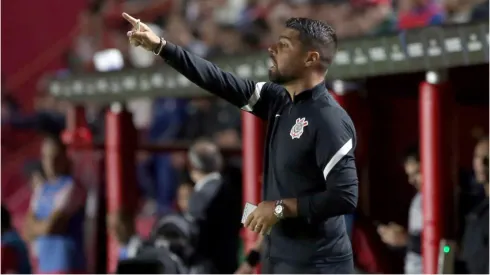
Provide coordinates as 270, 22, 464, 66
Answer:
297, 108, 358, 222
159, 42, 282, 120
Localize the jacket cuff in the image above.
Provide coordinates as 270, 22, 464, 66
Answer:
159, 41, 177, 60
297, 196, 311, 220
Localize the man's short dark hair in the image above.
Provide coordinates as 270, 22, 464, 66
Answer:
403, 145, 420, 163
285, 18, 338, 70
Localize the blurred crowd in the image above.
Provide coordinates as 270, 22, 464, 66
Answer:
65, 0, 489, 73
2, 133, 488, 273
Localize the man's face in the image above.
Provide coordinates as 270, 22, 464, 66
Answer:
177, 184, 193, 212
108, 213, 132, 244
404, 157, 421, 190
268, 28, 307, 84
473, 139, 489, 183
41, 139, 60, 173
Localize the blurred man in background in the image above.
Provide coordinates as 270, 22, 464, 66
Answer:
472, 136, 489, 193
186, 139, 242, 273
460, 136, 489, 274
24, 134, 87, 273
377, 146, 422, 274
1, 205, 32, 274
176, 181, 195, 214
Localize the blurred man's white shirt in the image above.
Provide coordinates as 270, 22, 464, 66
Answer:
405, 192, 423, 274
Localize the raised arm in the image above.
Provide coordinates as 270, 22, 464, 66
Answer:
123, 13, 283, 120
159, 42, 277, 118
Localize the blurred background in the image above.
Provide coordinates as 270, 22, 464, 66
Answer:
1, 0, 489, 273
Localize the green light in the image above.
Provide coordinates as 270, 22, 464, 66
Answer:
443, 246, 451, 253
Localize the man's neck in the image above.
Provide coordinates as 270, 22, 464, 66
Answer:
284, 74, 325, 100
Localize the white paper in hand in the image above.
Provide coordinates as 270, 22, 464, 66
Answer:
241, 202, 257, 224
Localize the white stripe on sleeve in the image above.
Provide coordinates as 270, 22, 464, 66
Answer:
241, 82, 265, 112
323, 138, 353, 180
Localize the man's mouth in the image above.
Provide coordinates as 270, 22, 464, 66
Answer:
269, 57, 276, 69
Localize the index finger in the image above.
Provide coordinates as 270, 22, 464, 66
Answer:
122, 12, 139, 26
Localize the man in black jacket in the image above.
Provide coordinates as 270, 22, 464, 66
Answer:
460, 137, 489, 274
186, 139, 241, 273
124, 14, 358, 273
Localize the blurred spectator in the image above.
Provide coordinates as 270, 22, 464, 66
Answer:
176, 181, 195, 213
24, 134, 87, 273
473, 137, 490, 186
377, 145, 422, 274
1, 205, 32, 274
397, 0, 444, 30
468, 0, 489, 21
460, 136, 489, 274
186, 139, 242, 273
108, 211, 143, 261
165, 15, 210, 57
62, 0, 488, 74
458, 137, 488, 235
443, 0, 489, 23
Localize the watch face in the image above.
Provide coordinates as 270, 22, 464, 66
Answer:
274, 205, 283, 214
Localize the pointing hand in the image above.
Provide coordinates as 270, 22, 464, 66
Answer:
122, 13, 165, 52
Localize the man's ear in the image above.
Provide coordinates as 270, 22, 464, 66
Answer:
304, 51, 320, 67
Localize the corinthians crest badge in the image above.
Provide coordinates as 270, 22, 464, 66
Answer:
290, 118, 309, 139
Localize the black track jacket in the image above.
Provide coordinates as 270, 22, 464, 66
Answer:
159, 42, 358, 264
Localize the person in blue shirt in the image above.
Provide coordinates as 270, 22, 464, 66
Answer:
24, 134, 87, 273
1, 205, 32, 274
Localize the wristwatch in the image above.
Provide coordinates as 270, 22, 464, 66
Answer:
274, 200, 285, 219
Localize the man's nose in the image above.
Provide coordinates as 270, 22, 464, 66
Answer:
268, 46, 276, 56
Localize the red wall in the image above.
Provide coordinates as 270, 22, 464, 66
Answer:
1, 0, 86, 109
